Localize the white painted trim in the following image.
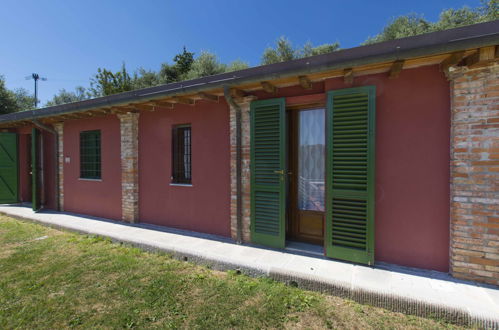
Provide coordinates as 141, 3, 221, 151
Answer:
78, 178, 102, 182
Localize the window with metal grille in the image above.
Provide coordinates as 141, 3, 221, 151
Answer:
172, 125, 191, 184
80, 130, 101, 179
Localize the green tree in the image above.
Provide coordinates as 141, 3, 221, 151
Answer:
89, 63, 133, 97
158, 47, 195, 83
0, 76, 19, 114
364, 0, 498, 44
132, 68, 160, 89
262, 37, 296, 65
45, 86, 89, 106
0, 76, 35, 113
364, 14, 431, 44
173, 47, 195, 76
185, 51, 227, 79
227, 59, 250, 72
12, 88, 36, 111
262, 37, 341, 65
301, 42, 340, 57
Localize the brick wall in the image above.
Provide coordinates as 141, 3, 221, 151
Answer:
229, 96, 256, 242
449, 62, 499, 286
53, 122, 64, 211
117, 112, 140, 223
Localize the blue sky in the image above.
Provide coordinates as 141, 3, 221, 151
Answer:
0, 0, 483, 105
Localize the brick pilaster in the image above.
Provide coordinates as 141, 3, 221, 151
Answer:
53, 122, 64, 211
117, 112, 140, 223
229, 96, 256, 242
449, 62, 499, 286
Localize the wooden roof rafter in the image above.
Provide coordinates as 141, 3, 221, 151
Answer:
389, 60, 405, 79
343, 68, 354, 85
464, 46, 497, 68
149, 101, 175, 109
261, 81, 277, 94
196, 92, 219, 102
230, 88, 246, 98
440, 51, 466, 73
298, 75, 313, 89
170, 96, 195, 105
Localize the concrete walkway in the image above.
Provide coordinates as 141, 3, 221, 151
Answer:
1, 204, 498, 327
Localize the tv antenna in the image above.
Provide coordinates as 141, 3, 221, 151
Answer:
25, 73, 47, 108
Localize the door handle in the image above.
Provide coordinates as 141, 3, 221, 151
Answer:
273, 170, 285, 175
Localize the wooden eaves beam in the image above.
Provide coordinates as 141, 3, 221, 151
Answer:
440, 50, 465, 72
298, 75, 312, 89
389, 60, 405, 79
344, 68, 354, 85
261, 81, 277, 94
148, 101, 174, 109
197, 92, 219, 102
464, 46, 497, 68
134, 104, 155, 112
92, 108, 112, 115
170, 96, 195, 105
230, 88, 246, 98
111, 106, 137, 114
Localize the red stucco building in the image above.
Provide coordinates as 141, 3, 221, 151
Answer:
0, 21, 498, 285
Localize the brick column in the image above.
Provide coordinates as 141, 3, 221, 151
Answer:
117, 112, 140, 223
449, 62, 499, 286
229, 96, 256, 242
53, 122, 64, 211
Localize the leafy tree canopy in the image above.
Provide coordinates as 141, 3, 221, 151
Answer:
364, 0, 498, 44
0, 76, 19, 114
185, 51, 227, 79
89, 63, 133, 97
159, 47, 195, 84
12, 88, 36, 111
3, 1, 496, 107
45, 86, 89, 107
261, 37, 340, 65
0, 76, 36, 113
226, 59, 250, 72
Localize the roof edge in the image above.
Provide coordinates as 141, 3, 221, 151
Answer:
1, 21, 498, 125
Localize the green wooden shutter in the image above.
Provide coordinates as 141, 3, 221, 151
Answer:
325, 86, 375, 265
250, 98, 286, 248
32, 128, 40, 211
0, 132, 18, 204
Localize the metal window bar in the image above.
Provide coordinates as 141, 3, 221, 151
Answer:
80, 130, 101, 179
172, 125, 191, 184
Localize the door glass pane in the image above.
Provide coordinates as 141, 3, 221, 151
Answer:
298, 109, 325, 211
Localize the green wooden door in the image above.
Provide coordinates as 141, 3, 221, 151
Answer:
250, 98, 286, 248
325, 86, 376, 265
31, 128, 40, 211
0, 132, 19, 204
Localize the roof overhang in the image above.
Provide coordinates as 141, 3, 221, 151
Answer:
1, 20, 498, 127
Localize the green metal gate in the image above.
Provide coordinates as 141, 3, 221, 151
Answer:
0, 132, 19, 204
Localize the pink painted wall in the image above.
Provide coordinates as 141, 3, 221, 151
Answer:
11, 64, 449, 272
62, 116, 122, 220
324, 65, 450, 272
255, 65, 450, 272
41, 130, 56, 210
139, 100, 231, 237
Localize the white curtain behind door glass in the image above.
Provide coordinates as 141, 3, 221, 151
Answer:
298, 109, 325, 211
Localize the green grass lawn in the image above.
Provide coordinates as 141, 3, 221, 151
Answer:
0, 216, 462, 329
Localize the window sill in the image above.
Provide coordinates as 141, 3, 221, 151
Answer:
169, 183, 193, 187
79, 178, 102, 182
